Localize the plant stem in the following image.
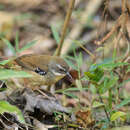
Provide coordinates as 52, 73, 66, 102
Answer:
97, 89, 110, 121
55, 0, 75, 56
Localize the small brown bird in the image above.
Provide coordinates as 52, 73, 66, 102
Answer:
13, 54, 71, 90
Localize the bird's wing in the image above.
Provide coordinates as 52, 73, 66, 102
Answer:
15, 54, 49, 72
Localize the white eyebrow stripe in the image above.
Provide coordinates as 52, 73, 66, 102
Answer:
56, 64, 66, 72
51, 69, 65, 76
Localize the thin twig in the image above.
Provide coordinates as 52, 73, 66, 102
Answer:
122, 31, 130, 62
122, 0, 127, 13
97, 90, 110, 121
55, 0, 75, 56
74, 40, 96, 60
94, 82, 110, 121
95, 14, 123, 45
61, 0, 103, 55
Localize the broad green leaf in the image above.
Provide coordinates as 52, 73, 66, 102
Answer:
84, 72, 96, 81
110, 111, 126, 121
2, 38, 16, 55
51, 25, 60, 44
92, 101, 105, 108
18, 40, 37, 52
0, 100, 25, 124
0, 69, 32, 80
85, 67, 104, 82
116, 98, 130, 109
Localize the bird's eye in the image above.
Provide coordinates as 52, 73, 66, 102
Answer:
34, 67, 47, 76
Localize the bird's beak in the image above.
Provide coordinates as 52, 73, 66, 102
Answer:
66, 71, 74, 83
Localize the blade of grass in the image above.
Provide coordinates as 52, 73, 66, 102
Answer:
116, 98, 130, 109
0, 69, 32, 80
15, 31, 19, 52
0, 100, 25, 124
0, 59, 11, 65
55, 87, 88, 93
51, 25, 60, 44
64, 58, 78, 70
2, 38, 16, 55
63, 92, 78, 99
18, 40, 37, 53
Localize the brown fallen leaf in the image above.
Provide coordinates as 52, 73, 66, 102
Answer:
76, 109, 95, 129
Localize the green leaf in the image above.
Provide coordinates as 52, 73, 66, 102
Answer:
63, 92, 78, 99
2, 38, 16, 55
90, 58, 128, 71
75, 79, 83, 91
110, 111, 126, 121
0, 87, 7, 92
0, 69, 32, 80
15, 31, 19, 52
64, 87, 88, 92
64, 58, 78, 70
100, 62, 128, 69
99, 76, 118, 94
92, 101, 105, 108
90, 58, 113, 71
85, 67, 104, 82
0, 59, 11, 65
76, 52, 83, 68
64, 55, 76, 61
54, 111, 64, 116
55, 87, 88, 93
0, 100, 25, 124
51, 25, 60, 44
116, 98, 130, 109
85, 72, 96, 80
18, 40, 37, 52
